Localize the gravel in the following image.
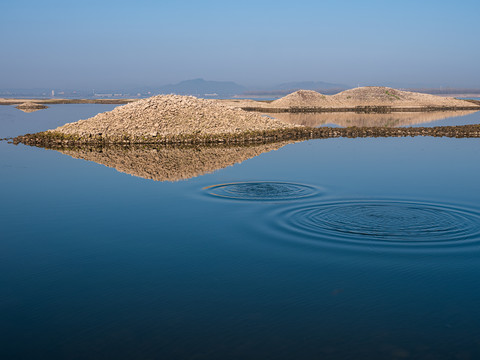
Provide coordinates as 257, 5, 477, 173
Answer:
331, 87, 476, 108
49, 94, 297, 138
15, 102, 48, 112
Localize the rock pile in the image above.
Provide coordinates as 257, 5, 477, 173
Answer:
331, 87, 475, 108
236, 87, 479, 111
270, 90, 339, 108
48, 94, 297, 140
15, 102, 48, 112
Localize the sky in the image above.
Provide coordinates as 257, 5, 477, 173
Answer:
1, 0, 479, 89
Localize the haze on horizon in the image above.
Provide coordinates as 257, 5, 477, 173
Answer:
2, 0, 479, 90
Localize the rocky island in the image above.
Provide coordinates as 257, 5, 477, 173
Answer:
15, 102, 49, 112
227, 87, 480, 113
14, 94, 303, 145
12, 87, 480, 146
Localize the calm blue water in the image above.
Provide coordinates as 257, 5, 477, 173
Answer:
0, 104, 118, 138
407, 110, 480, 127
2, 105, 480, 359
269, 110, 480, 129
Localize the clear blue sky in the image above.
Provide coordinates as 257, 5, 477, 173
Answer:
1, 0, 479, 89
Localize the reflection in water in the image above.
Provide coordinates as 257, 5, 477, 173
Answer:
16, 108, 42, 113
204, 182, 320, 201
54, 142, 294, 181
270, 199, 480, 252
15, 103, 49, 113
271, 110, 479, 127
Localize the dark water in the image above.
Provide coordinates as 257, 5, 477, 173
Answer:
2, 106, 480, 359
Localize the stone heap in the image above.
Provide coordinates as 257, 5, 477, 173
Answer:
15, 102, 48, 112
48, 94, 297, 139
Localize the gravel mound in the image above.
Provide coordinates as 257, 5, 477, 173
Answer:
49, 94, 296, 138
332, 87, 475, 108
270, 90, 339, 108
266, 87, 478, 109
16, 102, 48, 112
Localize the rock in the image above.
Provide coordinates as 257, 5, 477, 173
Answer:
47, 94, 299, 140
15, 102, 48, 113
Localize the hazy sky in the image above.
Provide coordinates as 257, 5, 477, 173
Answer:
2, 0, 479, 89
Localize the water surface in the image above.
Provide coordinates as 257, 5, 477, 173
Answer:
272, 110, 480, 128
2, 105, 480, 359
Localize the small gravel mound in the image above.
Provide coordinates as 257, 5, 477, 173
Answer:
49, 94, 297, 138
270, 90, 338, 108
16, 102, 48, 112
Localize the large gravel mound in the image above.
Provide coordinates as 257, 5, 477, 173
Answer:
49, 94, 296, 138
332, 87, 476, 108
266, 87, 478, 109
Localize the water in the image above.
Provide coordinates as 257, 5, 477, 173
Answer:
0, 104, 118, 138
271, 110, 480, 128
269, 200, 480, 251
2, 105, 480, 359
204, 182, 321, 201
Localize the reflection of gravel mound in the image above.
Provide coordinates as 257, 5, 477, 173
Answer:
49, 94, 296, 138
56, 142, 293, 182
15, 102, 48, 112
271, 110, 479, 127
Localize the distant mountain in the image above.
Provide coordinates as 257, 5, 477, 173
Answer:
274, 81, 347, 91
157, 79, 246, 96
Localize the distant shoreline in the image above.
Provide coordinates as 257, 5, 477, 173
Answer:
1, 92, 479, 107
2, 98, 478, 114
0, 98, 136, 105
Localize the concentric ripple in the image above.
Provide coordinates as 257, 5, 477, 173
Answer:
272, 200, 480, 250
204, 182, 320, 201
